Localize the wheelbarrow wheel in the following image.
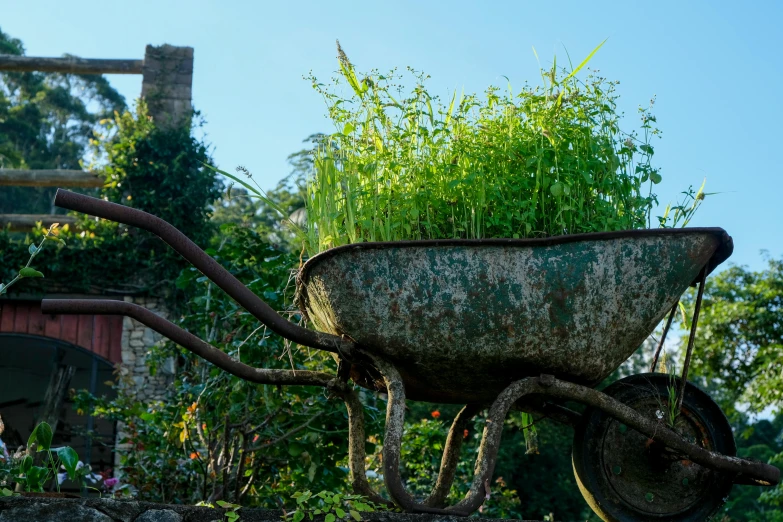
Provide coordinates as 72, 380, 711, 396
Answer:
572, 373, 735, 522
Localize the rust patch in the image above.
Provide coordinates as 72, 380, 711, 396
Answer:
298, 230, 731, 403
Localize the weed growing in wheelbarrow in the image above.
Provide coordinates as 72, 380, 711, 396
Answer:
286, 41, 706, 255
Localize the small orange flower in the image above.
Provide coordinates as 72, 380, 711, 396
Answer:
463, 429, 469, 438
253, 434, 260, 443
202, 423, 207, 430
190, 452, 198, 460
431, 411, 441, 419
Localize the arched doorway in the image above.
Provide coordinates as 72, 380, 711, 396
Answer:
0, 333, 116, 489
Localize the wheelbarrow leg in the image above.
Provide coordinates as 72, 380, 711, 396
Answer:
372, 357, 542, 515
333, 386, 394, 507
423, 403, 482, 508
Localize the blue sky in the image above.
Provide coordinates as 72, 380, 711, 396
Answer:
3, 0, 781, 270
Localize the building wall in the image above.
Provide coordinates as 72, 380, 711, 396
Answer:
119, 296, 174, 401
0, 300, 122, 363
1, 298, 175, 473
115, 296, 175, 472
0, 298, 173, 400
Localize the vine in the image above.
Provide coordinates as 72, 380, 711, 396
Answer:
0, 102, 222, 304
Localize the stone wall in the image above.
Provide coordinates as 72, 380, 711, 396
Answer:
116, 296, 175, 470
120, 296, 174, 401
0, 498, 528, 522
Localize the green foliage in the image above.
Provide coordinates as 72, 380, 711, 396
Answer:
0, 26, 125, 214
0, 29, 218, 298
212, 135, 321, 252
196, 500, 243, 522
299, 43, 701, 255
76, 224, 382, 505
683, 256, 783, 519
0, 30, 221, 300
0, 421, 89, 493
284, 490, 381, 522
0, 102, 221, 299
665, 365, 679, 428
397, 406, 597, 520
217, 500, 242, 522
720, 414, 783, 521
92, 104, 222, 248
0, 223, 62, 296
394, 417, 524, 518
683, 256, 783, 417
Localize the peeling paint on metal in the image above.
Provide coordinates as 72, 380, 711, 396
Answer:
299, 231, 725, 403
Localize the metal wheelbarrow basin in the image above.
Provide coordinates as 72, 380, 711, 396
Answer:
296, 229, 732, 403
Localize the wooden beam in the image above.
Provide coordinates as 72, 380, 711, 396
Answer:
0, 214, 77, 231
0, 169, 104, 188
0, 55, 143, 75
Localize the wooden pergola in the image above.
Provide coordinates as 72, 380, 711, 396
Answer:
0, 45, 193, 230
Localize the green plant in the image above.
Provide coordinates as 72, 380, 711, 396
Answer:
392, 415, 527, 518
74, 223, 382, 506
217, 500, 242, 522
285, 41, 703, 256
7, 422, 82, 493
0, 102, 221, 301
653, 351, 679, 429
284, 490, 381, 522
92, 102, 222, 249
0, 223, 63, 296
666, 369, 679, 429
195, 500, 242, 522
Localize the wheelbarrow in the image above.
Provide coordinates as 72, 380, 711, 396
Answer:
42, 190, 780, 521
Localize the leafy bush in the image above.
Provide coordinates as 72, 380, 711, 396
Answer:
284, 490, 382, 522
300, 43, 702, 255
76, 224, 383, 505
681, 256, 783, 520
0, 421, 96, 495
92, 103, 222, 248
0, 102, 221, 299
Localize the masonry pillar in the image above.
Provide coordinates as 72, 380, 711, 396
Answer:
141, 44, 194, 129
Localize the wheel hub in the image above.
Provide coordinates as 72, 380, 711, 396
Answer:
601, 397, 718, 515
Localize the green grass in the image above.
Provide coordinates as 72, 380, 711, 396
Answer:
297, 42, 704, 256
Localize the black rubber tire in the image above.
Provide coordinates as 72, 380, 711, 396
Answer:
572, 373, 735, 522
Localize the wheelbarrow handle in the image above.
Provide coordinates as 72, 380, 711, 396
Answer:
52, 189, 353, 356
41, 299, 340, 386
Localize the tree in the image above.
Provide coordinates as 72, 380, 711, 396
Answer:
684, 256, 783, 520
0, 102, 221, 298
0, 27, 125, 214
684, 256, 783, 417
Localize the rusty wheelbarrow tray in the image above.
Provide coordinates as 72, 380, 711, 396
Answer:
41, 190, 779, 520
295, 229, 731, 404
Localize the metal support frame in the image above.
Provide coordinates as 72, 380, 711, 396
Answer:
650, 302, 678, 372
368, 364, 781, 514
676, 267, 708, 413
